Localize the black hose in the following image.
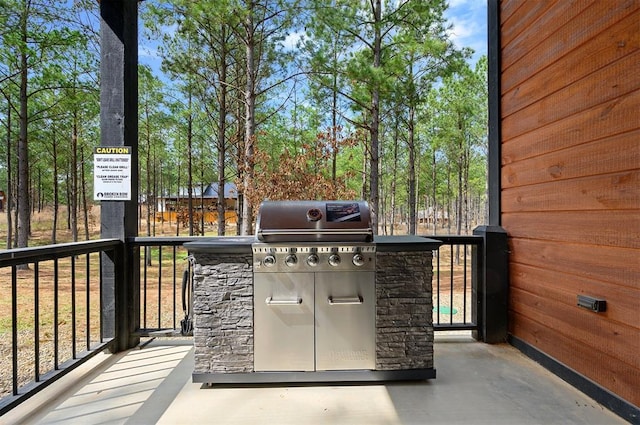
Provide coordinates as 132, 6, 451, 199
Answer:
180, 269, 193, 336
182, 269, 189, 313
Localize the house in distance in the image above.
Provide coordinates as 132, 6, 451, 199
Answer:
156, 182, 238, 225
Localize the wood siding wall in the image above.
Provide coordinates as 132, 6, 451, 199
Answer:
500, 0, 639, 407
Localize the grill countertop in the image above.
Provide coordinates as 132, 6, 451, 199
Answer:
184, 236, 255, 254
184, 235, 442, 254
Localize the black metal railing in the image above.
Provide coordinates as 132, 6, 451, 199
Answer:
426, 235, 483, 332
0, 234, 484, 414
0, 239, 120, 415
132, 235, 483, 336
131, 237, 200, 336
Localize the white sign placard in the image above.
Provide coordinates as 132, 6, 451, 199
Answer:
93, 146, 132, 201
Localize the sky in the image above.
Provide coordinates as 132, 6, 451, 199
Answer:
443, 0, 488, 66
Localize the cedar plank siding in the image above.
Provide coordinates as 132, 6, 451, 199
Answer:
499, 0, 639, 408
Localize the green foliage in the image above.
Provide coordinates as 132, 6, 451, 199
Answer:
0, 0, 488, 241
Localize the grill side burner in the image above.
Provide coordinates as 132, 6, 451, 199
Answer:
252, 201, 377, 372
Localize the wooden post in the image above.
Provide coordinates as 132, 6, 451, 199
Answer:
99, 0, 140, 352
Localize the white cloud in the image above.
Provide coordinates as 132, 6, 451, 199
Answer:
282, 30, 305, 51
443, 1, 487, 64
447, 0, 472, 8
447, 0, 485, 12
447, 16, 477, 40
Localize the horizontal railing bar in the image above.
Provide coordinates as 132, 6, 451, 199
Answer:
421, 235, 483, 245
434, 324, 478, 331
133, 235, 483, 246
130, 236, 201, 246
0, 239, 121, 267
132, 328, 180, 336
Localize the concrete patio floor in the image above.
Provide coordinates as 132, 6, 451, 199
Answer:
3, 334, 626, 425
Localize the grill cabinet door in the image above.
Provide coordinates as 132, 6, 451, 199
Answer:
315, 271, 376, 370
254, 272, 315, 371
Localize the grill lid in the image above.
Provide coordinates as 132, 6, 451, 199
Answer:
255, 200, 373, 242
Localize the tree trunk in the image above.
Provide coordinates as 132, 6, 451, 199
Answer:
152, 150, 157, 236
187, 92, 194, 236
446, 163, 451, 234
199, 176, 204, 236
175, 159, 181, 236
217, 31, 227, 236
241, 3, 256, 236
463, 136, 470, 234
81, 148, 89, 240
52, 133, 58, 243
368, 0, 382, 235
65, 164, 71, 230
456, 123, 463, 238
217, 162, 226, 236
432, 151, 437, 234
17, 5, 30, 251
144, 101, 152, 266
6, 101, 13, 249
408, 105, 417, 235
71, 112, 78, 242
235, 88, 244, 237
158, 157, 164, 233
390, 115, 399, 236
361, 142, 368, 200
36, 168, 41, 213
13, 187, 19, 248
331, 67, 338, 182
30, 169, 35, 215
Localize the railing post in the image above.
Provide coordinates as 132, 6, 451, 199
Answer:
472, 225, 509, 343
99, 0, 140, 352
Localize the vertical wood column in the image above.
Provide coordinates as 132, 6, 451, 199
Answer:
100, 0, 140, 352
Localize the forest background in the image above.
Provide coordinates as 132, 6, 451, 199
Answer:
0, 0, 488, 248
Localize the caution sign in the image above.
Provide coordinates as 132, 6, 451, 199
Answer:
93, 146, 132, 201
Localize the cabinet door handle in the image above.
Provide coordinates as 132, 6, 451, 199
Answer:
327, 296, 363, 305
265, 297, 302, 305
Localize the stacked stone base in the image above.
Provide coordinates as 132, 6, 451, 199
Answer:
375, 251, 434, 370
191, 249, 434, 378
192, 254, 254, 374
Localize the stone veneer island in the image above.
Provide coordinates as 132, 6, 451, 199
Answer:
185, 235, 441, 384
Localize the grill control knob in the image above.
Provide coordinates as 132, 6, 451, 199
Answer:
263, 255, 276, 267
285, 254, 298, 267
328, 254, 341, 267
352, 253, 365, 267
306, 253, 319, 267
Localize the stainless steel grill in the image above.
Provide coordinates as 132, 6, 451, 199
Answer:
255, 200, 373, 243
252, 200, 376, 372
